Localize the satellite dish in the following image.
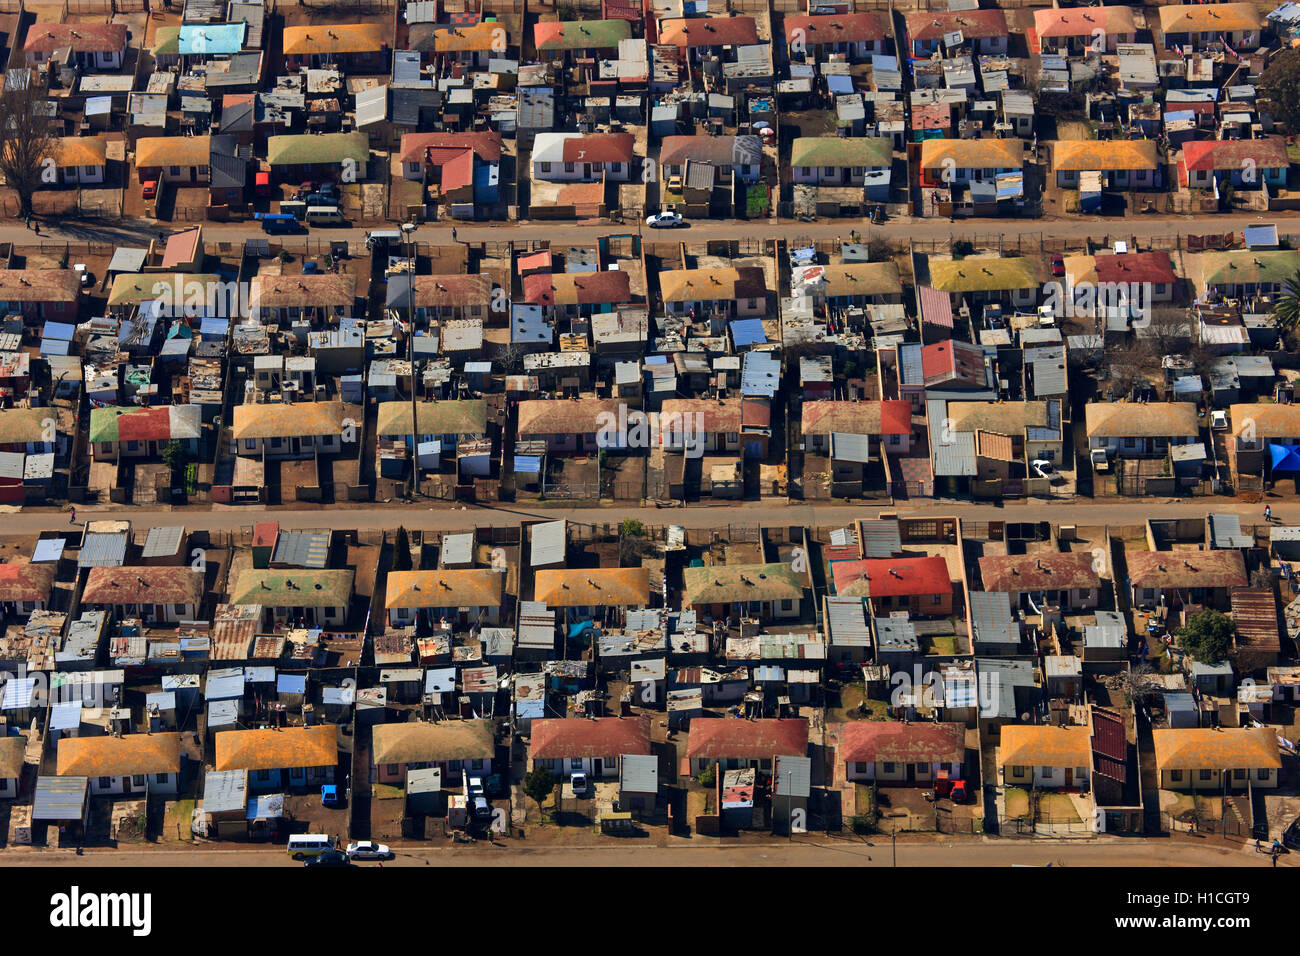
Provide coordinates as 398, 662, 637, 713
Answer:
1020, 713, 1031, 722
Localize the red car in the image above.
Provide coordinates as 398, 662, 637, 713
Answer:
142, 180, 158, 200
255, 171, 271, 198
1050, 253, 1065, 278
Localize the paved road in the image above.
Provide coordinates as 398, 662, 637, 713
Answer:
0, 836, 1278, 867
13, 495, 1291, 534
13, 209, 1299, 249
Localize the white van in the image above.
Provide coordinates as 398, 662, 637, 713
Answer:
287, 833, 333, 858
305, 206, 346, 227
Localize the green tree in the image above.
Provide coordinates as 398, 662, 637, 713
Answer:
160, 440, 188, 475
392, 526, 413, 571
1177, 609, 1235, 666
697, 762, 717, 787
523, 767, 556, 817
1272, 269, 1300, 335
1258, 47, 1300, 134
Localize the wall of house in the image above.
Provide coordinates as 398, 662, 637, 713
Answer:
532, 755, 622, 778
88, 770, 179, 796
387, 604, 500, 628
374, 756, 493, 786
845, 759, 962, 783
1161, 766, 1278, 791
246, 764, 333, 791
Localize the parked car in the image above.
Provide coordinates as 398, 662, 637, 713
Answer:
465, 776, 492, 819
1211, 409, 1229, 431
570, 772, 589, 797
1050, 253, 1065, 278
321, 784, 341, 808
304, 849, 351, 867
142, 180, 158, 200
646, 210, 686, 229
345, 841, 391, 860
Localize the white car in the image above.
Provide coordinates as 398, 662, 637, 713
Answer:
570, 772, 590, 797
646, 210, 686, 229
346, 841, 391, 860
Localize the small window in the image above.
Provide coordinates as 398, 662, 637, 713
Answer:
132, 775, 146, 787
540, 162, 551, 172
1199, 769, 1213, 781
173, 604, 187, 615
387, 764, 400, 775
155, 773, 168, 784
98, 776, 112, 788
780, 599, 793, 611
882, 761, 895, 774
1258, 769, 1271, 781
564, 162, 575, 173
570, 758, 582, 770
854, 762, 868, 774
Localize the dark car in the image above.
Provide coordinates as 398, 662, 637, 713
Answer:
304, 849, 351, 868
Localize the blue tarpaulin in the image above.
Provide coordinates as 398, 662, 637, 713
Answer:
568, 620, 595, 640
1272, 443, 1300, 471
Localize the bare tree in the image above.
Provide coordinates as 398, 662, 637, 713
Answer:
0, 77, 56, 220
1104, 664, 1163, 711
1099, 339, 1158, 401
1137, 305, 1195, 358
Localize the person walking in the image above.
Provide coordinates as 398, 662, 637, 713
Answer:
1265, 504, 1273, 522
451, 227, 458, 242
68, 507, 76, 525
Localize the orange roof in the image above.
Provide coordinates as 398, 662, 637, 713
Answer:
214, 725, 338, 772
57, 733, 182, 778
1000, 725, 1093, 768
1033, 5, 1135, 38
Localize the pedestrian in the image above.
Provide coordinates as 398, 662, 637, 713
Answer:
32, 220, 39, 235
1273, 850, 1280, 867
451, 227, 458, 242
1266, 504, 1273, 522
69, 507, 75, 525
24, 215, 29, 230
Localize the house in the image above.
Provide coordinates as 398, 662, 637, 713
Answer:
1178, 138, 1290, 191
1033, 6, 1136, 54
904, 9, 1009, 57
25, 23, 128, 69
56, 732, 183, 796
944, 401, 1065, 472
784, 12, 890, 62
1085, 403, 1199, 459
398, 132, 502, 218
371, 719, 494, 786
532, 132, 635, 182
658, 398, 743, 455
1000, 725, 1093, 789
249, 274, 358, 324
230, 402, 358, 459
89, 405, 201, 463
681, 563, 803, 622
1191, 250, 1300, 299
790, 137, 893, 200
214, 725, 338, 791
839, 721, 966, 783
533, 568, 650, 623
375, 400, 488, 460
517, 397, 622, 455
48, 136, 108, 186
0, 408, 62, 458
1125, 549, 1246, 610
659, 267, 768, 318
384, 570, 505, 629
1229, 402, 1300, 486
801, 400, 913, 457
918, 139, 1025, 216
81, 566, 204, 623
228, 568, 354, 628
522, 271, 632, 319
659, 16, 759, 63
534, 19, 631, 59
1051, 140, 1161, 190
0, 563, 56, 616
927, 257, 1038, 310
135, 136, 211, 187
1061, 251, 1178, 309
1159, 4, 1262, 53
281, 23, 388, 72
830, 555, 954, 616
0, 271, 81, 323
1153, 727, 1281, 791
266, 131, 369, 183
684, 717, 808, 775
387, 274, 492, 323
529, 716, 651, 779
659, 135, 762, 186
409, 21, 504, 69
978, 552, 1103, 612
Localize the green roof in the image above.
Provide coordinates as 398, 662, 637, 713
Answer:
1197, 250, 1300, 288
266, 131, 369, 167
682, 562, 803, 606
929, 256, 1040, 293
536, 19, 631, 50
230, 568, 355, 608
791, 137, 892, 169
376, 400, 488, 437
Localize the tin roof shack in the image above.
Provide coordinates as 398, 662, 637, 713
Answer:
371, 719, 494, 788
684, 717, 808, 776
214, 725, 338, 791
529, 716, 651, 780
1152, 726, 1282, 793
1230, 588, 1281, 675
56, 732, 184, 796
838, 720, 966, 785
31, 775, 89, 842
824, 594, 872, 667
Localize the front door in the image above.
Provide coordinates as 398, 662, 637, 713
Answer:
594, 758, 604, 777
1064, 767, 1074, 787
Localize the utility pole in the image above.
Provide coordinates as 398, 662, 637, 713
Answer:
402, 221, 418, 500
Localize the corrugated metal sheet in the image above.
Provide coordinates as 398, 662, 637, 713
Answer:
202, 769, 247, 814
530, 519, 566, 567
969, 591, 1017, 647
620, 752, 658, 794
141, 525, 185, 559
271, 531, 330, 569
932, 430, 977, 477
33, 775, 87, 821
78, 531, 128, 568
1208, 513, 1252, 549
859, 519, 902, 558
774, 754, 811, 797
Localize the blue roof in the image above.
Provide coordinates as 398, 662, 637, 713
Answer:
246, 792, 285, 820
43, 321, 75, 341
514, 455, 542, 474
730, 318, 767, 347
276, 673, 307, 694
179, 23, 247, 55
32, 538, 66, 563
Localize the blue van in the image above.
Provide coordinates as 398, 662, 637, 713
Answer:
256, 213, 304, 234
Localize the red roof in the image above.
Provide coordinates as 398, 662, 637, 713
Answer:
659, 16, 758, 48
832, 555, 951, 598
1181, 137, 1289, 173
685, 718, 808, 759
25, 23, 127, 53
741, 397, 770, 429
399, 131, 502, 165
1091, 708, 1127, 782
253, 522, 279, 549
905, 9, 1008, 43
921, 340, 986, 387
1092, 251, 1177, 287
531, 717, 651, 759
517, 251, 552, 276
839, 721, 966, 764
117, 406, 175, 443
783, 12, 889, 45
561, 132, 635, 164
522, 269, 631, 306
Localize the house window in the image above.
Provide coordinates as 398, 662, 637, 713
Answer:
155, 773, 168, 784
932, 595, 944, 605
244, 439, 256, 451
1258, 769, 1270, 780
1169, 770, 1182, 782
132, 775, 146, 787
541, 162, 551, 172
1198, 769, 1213, 781
801, 167, 812, 176
882, 761, 895, 774
387, 764, 400, 775
173, 604, 187, 615
570, 758, 582, 770
470, 759, 484, 770
169, 166, 181, 176
780, 599, 793, 610
1233, 769, 1246, 779
98, 776, 112, 788
823, 166, 835, 175
564, 162, 575, 173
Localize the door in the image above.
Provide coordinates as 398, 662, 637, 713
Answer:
1064, 767, 1073, 787
594, 758, 604, 777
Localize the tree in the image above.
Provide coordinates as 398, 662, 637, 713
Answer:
522, 767, 555, 817
0, 78, 56, 220
697, 762, 717, 787
392, 525, 412, 571
1177, 609, 1235, 666
1258, 47, 1300, 135
1271, 269, 1300, 335
160, 440, 188, 475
